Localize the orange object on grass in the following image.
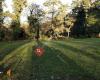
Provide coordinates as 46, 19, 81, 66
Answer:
34, 47, 44, 57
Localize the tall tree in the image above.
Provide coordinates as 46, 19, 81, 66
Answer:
13, 0, 27, 25
43, 0, 61, 38
71, 4, 86, 37
86, 0, 100, 37
72, 0, 91, 16
57, 4, 68, 26
43, 0, 61, 29
0, 0, 5, 41
11, 0, 27, 40
71, 0, 92, 37
0, 0, 4, 27
53, 4, 70, 38
28, 3, 44, 41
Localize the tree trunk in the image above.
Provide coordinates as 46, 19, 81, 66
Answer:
67, 32, 70, 38
0, 1, 3, 28
36, 22, 40, 41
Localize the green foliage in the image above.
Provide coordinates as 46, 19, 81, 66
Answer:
43, 0, 61, 28
0, 27, 12, 41
10, 20, 27, 40
87, 15, 98, 26
43, 0, 69, 38
10, 20, 20, 28
13, 0, 27, 20
0, 0, 99, 40
82, 0, 91, 9
0, 0, 4, 27
72, 0, 91, 9
86, 0, 100, 37
12, 27, 27, 40
91, 0, 100, 8
28, 3, 44, 40
43, 0, 61, 7
71, 5, 86, 37
71, 0, 100, 38
56, 4, 68, 26
28, 15, 39, 33
0, 29, 5, 41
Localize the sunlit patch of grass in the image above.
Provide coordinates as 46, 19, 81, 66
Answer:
0, 40, 30, 62
0, 38, 100, 80
42, 39, 100, 80
2, 41, 34, 80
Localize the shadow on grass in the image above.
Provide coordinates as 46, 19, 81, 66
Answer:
11, 47, 34, 80
52, 41, 100, 62
67, 41, 100, 55
0, 41, 29, 61
32, 42, 96, 80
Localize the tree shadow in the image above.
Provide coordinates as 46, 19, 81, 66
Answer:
0, 41, 29, 61
32, 42, 97, 80
52, 41, 100, 62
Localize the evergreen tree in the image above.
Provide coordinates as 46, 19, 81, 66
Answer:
86, 0, 100, 37
71, 5, 86, 37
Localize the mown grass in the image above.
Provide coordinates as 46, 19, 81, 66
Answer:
41, 38, 100, 80
0, 40, 30, 62
1, 41, 34, 80
0, 38, 100, 80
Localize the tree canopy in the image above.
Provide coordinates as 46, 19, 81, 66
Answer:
0, 0, 100, 41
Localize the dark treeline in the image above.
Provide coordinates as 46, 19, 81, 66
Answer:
71, 0, 100, 38
0, 0, 100, 41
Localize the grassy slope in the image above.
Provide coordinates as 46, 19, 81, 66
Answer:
0, 38, 100, 80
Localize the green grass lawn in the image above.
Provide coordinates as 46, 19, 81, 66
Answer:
0, 38, 100, 80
